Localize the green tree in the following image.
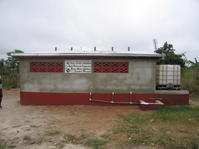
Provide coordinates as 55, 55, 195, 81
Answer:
155, 42, 186, 67
188, 58, 199, 68
6, 49, 24, 71
0, 49, 24, 88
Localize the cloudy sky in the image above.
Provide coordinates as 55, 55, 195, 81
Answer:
0, 0, 198, 60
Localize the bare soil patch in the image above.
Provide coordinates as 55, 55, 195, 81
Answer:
0, 89, 142, 149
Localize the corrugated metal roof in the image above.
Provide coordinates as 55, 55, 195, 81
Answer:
12, 52, 163, 58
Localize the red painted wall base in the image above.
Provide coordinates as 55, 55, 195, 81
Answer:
20, 91, 189, 106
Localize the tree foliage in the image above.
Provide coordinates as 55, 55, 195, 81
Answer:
6, 49, 24, 70
155, 42, 186, 67
0, 49, 24, 88
188, 58, 199, 69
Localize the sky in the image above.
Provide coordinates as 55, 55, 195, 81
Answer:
0, 0, 198, 60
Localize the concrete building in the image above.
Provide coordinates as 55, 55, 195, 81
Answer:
12, 52, 189, 106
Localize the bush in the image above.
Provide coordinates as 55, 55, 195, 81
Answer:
182, 67, 199, 96
1, 71, 19, 88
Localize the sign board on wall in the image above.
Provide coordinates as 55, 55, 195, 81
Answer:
65, 60, 92, 73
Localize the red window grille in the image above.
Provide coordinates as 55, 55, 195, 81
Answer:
30, 62, 63, 72
94, 62, 128, 73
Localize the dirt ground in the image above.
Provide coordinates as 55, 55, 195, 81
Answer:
0, 89, 143, 149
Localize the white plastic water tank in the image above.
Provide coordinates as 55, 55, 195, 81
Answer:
156, 65, 181, 89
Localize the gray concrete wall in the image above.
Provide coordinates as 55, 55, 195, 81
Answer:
19, 58, 157, 93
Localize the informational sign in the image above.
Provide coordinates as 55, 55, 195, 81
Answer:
65, 60, 92, 73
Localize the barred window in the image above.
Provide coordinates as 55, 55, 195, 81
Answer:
30, 62, 63, 72
94, 62, 128, 73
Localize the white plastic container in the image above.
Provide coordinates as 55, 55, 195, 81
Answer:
156, 65, 181, 90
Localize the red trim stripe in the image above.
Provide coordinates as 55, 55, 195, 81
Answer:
20, 92, 189, 106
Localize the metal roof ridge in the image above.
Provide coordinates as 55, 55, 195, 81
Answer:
12, 52, 161, 55
11, 52, 163, 59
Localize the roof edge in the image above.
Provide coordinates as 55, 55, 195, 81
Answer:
11, 52, 163, 59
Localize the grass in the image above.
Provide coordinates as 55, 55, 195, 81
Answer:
23, 135, 43, 145
116, 106, 199, 124
47, 130, 61, 136
63, 134, 79, 144
84, 139, 107, 149
0, 145, 16, 149
54, 142, 65, 149
4, 105, 198, 149
190, 96, 199, 101
23, 136, 32, 142
100, 134, 110, 139
0, 146, 7, 149
20, 106, 199, 149
23, 135, 37, 145
63, 134, 108, 149
2, 73, 19, 88
112, 106, 199, 148
153, 105, 199, 121
182, 67, 199, 96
